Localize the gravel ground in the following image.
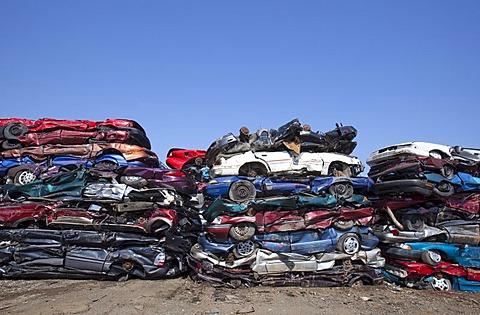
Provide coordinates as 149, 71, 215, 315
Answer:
1, 277, 480, 315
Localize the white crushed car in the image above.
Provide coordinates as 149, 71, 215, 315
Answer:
209, 150, 364, 178
367, 141, 480, 167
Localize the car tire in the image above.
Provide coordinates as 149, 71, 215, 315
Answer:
421, 250, 442, 266
336, 233, 360, 255
1, 139, 22, 150
332, 220, 355, 231
433, 181, 454, 197
228, 180, 256, 203
3, 123, 28, 139
119, 175, 148, 189
145, 219, 171, 235
441, 164, 456, 180
229, 223, 256, 241
14, 169, 37, 185
402, 215, 426, 232
430, 274, 452, 291
328, 182, 354, 198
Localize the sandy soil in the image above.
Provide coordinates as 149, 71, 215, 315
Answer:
1, 277, 480, 315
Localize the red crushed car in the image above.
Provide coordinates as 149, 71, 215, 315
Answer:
0, 118, 151, 149
166, 148, 206, 170
205, 206, 376, 241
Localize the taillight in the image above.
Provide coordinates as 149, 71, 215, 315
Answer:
391, 229, 400, 236
153, 248, 166, 267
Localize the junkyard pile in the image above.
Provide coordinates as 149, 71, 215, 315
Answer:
0, 118, 479, 292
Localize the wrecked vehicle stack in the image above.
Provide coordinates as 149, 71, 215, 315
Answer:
2, 117, 480, 293
0, 118, 201, 280
187, 120, 385, 288
367, 141, 480, 291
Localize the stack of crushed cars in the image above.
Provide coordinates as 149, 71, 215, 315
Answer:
0, 118, 202, 280
367, 141, 480, 291
185, 119, 386, 288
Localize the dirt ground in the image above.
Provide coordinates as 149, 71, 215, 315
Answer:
1, 277, 480, 315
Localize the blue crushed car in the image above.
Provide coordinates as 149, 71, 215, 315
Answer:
204, 175, 373, 203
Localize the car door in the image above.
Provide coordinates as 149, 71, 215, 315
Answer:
253, 151, 293, 173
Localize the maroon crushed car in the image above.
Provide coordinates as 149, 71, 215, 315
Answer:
204, 206, 376, 241
0, 118, 151, 150
111, 165, 198, 196
368, 155, 457, 181
0, 202, 55, 228
0, 200, 181, 235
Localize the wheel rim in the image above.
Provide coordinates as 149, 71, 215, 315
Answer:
331, 183, 353, 197
236, 241, 255, 256
235, 185, 251, 199
431, 275, 451, 291
428, 251, 442, 264
17, 171, 36, 185
342, 236, 360, 254
334, 183, 347, 195
232, 225, 253, 237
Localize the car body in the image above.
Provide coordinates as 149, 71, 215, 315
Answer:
372, 173, 457, 197
2, 154, 148, 186
205, 206, 376, 239
368, 155, 456, 181
165, 148, 206, 170
203, 175, 374, 203
201, 195, 341, 222
0, 228, 187, 280
205, 119, 303, 168
373, 220, 480, 245
209, 150, 364, 178
0, 202, 53, 228
371, 192, 480, 215
187, 246, 384, 287
114, 165, 197, 196
252, 227, 379, 255
383, 259, 480, 291
299, 124, 357, 155
374, 172, 480, 198
0, 143, 159, 168
2, 170, 185, 208
367, 141, 480, 170
383, 242, 480, 268
0, 117, 147, 135
0, 129, 151, 150
0, 198, 193, 235
0, 118, 151, 149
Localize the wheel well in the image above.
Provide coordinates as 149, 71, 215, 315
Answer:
328, 162, 351, 177
15, 218, 39, 228
238, 162, 268, 176
96, 148, 124, 157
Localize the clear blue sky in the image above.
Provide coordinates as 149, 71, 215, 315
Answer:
1, 1, 479, 170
